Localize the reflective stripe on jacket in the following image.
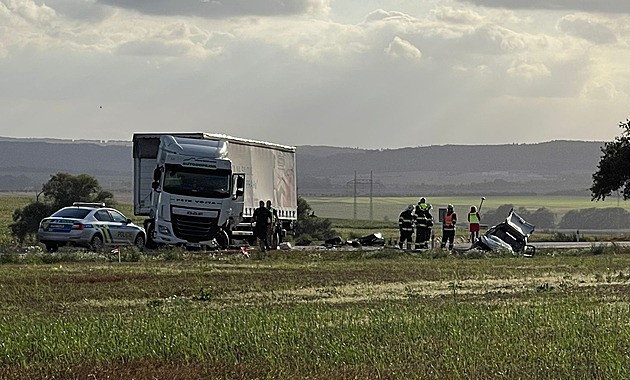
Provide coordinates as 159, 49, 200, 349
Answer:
399, 211, 414, 232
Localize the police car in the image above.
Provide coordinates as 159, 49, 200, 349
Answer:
38, 202, 146, 252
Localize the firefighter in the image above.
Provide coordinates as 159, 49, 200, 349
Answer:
398, 205, 415, 249
468, 205, 481, 243
414, 198, 433, 249
441, 204, 457, 250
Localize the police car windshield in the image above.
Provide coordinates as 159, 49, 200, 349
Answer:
52, 208, 91, 219
163, 164, 230, 198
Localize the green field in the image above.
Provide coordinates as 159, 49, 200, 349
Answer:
2, 249, 630, 378
2, 195, 630, 378
304, 195, 630, 222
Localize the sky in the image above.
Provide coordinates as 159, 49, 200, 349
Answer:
1, 0, 629, 149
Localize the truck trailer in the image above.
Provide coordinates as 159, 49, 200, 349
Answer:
132, 133, 297, 249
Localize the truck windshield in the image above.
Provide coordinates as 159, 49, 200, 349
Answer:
163, 165, 231, 198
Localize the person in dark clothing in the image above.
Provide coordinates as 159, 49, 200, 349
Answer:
414, 198, 433, 250
441, 204, 457, 250
252, 200, 271, 251
266, 200, 280, 249
398, 205, 415, 249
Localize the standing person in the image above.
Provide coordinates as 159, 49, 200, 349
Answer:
266, 200, 280, 250
441, 204, 457, 250
253, 200, 271, 251
468, 206, 481, 243
414, 198, 433, 250
398, 205, 415, 250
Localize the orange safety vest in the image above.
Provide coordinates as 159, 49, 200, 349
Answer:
443, 212, 456, 230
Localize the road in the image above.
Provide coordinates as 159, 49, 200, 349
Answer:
453, 241, 630, 251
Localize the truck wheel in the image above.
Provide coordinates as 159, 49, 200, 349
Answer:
134, 234, 146, 252
145, 223, 158, 249
90, 234, 104, 252
45, 243, 58, 253
216, 230, 230, 249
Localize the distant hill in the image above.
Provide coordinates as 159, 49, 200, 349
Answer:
0, 137, 604, 197
297, 140, 604, 196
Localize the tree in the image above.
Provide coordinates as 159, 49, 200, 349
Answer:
295, 196, 337, 243
11, 173, 115, 245
42, 173, 114, 209
591, 119, 630, 200
11, 202, 52, 245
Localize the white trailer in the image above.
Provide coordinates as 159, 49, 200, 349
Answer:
133, 133, 297, 248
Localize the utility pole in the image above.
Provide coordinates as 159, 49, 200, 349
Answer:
369, 171, 373, 221
353, 171, 357, 220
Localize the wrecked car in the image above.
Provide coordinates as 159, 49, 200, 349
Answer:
472, 209, 535, 256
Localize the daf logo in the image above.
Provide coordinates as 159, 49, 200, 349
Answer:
187, 211, 203, 216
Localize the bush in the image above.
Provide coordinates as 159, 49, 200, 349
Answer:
296, 196, 337, 242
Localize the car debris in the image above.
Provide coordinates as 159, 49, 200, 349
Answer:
472, 209, 535, 256
322, 233, 385, 248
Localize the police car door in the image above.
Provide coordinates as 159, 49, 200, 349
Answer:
109, 209, 133, 245
93, 209, 114, 245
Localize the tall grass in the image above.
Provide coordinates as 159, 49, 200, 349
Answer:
1, 300, 629, 378
2, 251, 630, 378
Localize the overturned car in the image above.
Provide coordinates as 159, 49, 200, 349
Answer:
472, 209, 535, 256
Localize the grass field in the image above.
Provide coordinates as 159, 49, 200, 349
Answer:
2, 195, 630, 378
2, 248, 630, 379
304, 195, 630, 222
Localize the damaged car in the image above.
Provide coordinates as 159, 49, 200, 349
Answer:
472, 209, 535, 256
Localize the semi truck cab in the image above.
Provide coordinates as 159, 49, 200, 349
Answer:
147, 136, 245, 248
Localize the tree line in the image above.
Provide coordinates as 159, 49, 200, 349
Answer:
482, 204, 630, 230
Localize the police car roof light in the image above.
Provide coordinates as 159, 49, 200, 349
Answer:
72, 202, 106, 208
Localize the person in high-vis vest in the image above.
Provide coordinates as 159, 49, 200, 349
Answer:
441, 204, 457, 250
266, 200, 280, 250
414, 198, 433, 249
468, 205, 481, 243
398, 205, 415, 249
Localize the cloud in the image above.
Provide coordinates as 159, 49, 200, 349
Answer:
364, 9, 418, 24
431, 6, 484, 25
97, 0, 330, 18
1, 0, 56, 25
385, 36, 421, 60
455, 0, 630, 14
581, 81, 627, 100
507, 60, 551, 80
33, 0, 112, 22
557, 15, 617, 44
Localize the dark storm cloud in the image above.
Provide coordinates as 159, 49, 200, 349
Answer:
96, 0, 328, 18
456, 0, 630, 13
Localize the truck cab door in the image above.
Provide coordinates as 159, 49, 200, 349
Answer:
231, 173, 246, 218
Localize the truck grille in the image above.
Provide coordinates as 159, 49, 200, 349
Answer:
172, 214, 219, 242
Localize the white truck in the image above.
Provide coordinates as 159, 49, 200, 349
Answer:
132, 133, 297, 249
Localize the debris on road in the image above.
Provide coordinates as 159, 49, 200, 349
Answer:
322, 233, 385, 248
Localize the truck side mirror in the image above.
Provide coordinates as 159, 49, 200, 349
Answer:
153, 166, 162, 181
232, 174, 245, 199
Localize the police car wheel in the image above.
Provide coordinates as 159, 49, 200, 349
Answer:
90, 234, 104, 252
134, 234, 145, 251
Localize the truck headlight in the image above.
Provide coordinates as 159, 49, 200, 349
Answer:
159, 225, 171, 235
